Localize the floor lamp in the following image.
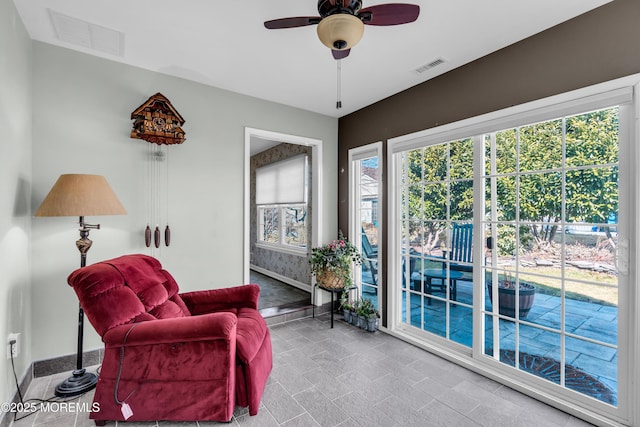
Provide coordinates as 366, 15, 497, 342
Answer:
35, 174, 126, 397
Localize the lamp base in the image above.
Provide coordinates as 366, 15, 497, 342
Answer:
54, 368, 98, 397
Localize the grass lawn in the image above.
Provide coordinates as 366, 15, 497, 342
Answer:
518, 266, 617, 306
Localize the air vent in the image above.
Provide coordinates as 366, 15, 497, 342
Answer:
414, 58, 446, 74
49, 9, 124, 57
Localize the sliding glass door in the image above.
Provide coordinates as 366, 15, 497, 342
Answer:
482, 108, 621, 405
389, 84, 634, 422
400, 139, 474, 347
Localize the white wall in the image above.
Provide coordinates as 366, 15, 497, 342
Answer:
30, 42, 338, 361
0, 0, 32, 406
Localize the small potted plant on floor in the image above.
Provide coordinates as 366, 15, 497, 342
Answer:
357, 298, 380, 332
340, 290, 354, 323
309, 231, 363, 290
350, 298, 362, 326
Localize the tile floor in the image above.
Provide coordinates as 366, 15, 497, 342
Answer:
8, 313, 595, 427
251, 270, 311, 310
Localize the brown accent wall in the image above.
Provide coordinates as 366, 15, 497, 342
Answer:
337, 0, 640, 318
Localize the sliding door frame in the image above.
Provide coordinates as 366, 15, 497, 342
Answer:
386, 75, 640, 427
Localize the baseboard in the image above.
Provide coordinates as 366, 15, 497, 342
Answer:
33, 348, 102, 378
250, 265, 311, 293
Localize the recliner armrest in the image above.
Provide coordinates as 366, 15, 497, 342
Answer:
180, 284, 260, 315
102, 312, 237, 347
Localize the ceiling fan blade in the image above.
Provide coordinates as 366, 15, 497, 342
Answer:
359, 4, 420, 26
264, 16, 321, 29
332, 49, 350, 60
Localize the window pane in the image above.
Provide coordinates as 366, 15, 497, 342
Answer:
283, 206, 307, 247
423, 295, 446, 338
496, 176, 516, 221
407, 149, 424, 183
423, 183, 447, 219
495, 129, 517, 174
451, 179, 473, 221
518, 172, 562, 224
422, 145, 448, 182
565, 336, 617, 404
566, 108, 619, 168
519, 119, 563, 172
260, 207, 279, 243
450, 305, 472, 347
565, 166, 618, 224
450, 138, 474, 180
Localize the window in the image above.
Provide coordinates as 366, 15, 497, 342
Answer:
258, 205, 307, 250
388, 82, 635, 424
482, 107, 620, 404
256, 154, 308, 253
349, 142, 383, 315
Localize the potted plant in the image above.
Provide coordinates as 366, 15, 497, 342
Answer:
350, 298, 362, 326
339, 290, 354, 323
356, 299, 367, 329
309, 231, 363, 290
356, 298, 380, 332
486, 272, 536, 318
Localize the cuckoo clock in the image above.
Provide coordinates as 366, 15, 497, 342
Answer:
131, 93, 186, 250
130, 92, 186, 145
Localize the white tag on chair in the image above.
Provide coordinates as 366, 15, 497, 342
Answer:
121, 403, 133, 420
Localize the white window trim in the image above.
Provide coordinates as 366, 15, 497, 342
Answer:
386, 74, 640, 427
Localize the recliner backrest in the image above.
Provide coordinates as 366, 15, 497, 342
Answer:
68, 254, 191, 337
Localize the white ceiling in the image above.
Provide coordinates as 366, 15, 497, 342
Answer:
13, 0, 611, 118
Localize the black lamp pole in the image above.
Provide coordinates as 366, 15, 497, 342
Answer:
54, 216, 100, 397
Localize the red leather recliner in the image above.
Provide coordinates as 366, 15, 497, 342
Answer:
67, 254, 272, 425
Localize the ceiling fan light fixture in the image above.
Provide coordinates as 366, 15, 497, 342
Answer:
317, 14, 364, 50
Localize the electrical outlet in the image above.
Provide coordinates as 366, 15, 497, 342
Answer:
7, 333, 20, 359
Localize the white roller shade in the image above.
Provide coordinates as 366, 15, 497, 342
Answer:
256, 155, 308, 205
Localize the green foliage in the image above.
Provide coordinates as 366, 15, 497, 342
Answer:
339, 290, 353, 311
356, 298, 380, 319
405, 108, 619, 248
405, 139, 473, 253
495, 225, 534, 256
309, 231, 363, 286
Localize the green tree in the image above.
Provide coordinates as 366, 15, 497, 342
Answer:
494, 108, 619, 246
405, 139, 473, 254
405, 107, 619, 252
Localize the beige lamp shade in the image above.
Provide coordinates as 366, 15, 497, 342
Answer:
34, 174, 127, 217
317, 14, 364, 50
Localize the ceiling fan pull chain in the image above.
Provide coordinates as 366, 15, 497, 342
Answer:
336, 59, 342, 109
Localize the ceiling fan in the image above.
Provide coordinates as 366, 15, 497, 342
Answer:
264, 0, 420, 60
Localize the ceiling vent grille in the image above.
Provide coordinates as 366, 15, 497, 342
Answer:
415, 58, 446, 74
48, 9, 124, 57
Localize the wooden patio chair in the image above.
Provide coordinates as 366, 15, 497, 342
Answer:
441, 223, 474, 300
361, 228, 378, 286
